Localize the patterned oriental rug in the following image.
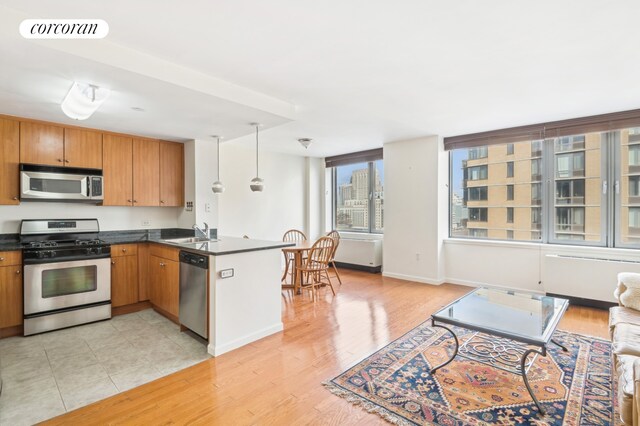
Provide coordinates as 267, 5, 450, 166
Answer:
325, 323, 619, 426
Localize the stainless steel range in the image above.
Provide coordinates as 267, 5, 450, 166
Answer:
20, 219, 111, 336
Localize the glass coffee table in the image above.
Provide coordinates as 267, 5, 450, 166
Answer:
431, 287, 569, 415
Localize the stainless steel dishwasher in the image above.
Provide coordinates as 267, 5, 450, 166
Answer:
179, 251, 209, 339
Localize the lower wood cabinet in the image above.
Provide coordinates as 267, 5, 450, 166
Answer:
111, 255, 139, 308
149, 254, 179, 317
0, 265, 23, 329
111, 244, 139, 308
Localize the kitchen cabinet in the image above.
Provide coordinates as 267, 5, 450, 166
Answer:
149, 254, 179, 317
110, 244, 139, 308
64, 128, 103, 169
20, 122, 103, 169
0, 118, 20, 205
159, 141, 184, 207
133, 138, 160, 207
20, 122, 64, 166
0, 251, 22, 329
103, 134, 133, 206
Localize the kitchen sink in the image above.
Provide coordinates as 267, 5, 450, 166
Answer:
161, 237, 217, 244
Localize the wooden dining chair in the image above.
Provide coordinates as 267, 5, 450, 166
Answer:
281, 229, 307, 285
298, 236, 335, 300
326, 230, 343, 286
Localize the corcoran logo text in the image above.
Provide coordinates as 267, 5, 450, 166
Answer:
19, 19, 109, 39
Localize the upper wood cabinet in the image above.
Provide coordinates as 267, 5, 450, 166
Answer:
20, 122, 64, 166
103, 134, 134, 206
20, 122, 103, 169
159, 141, 184, 207
64, 128, 103, 169
133, 138, 160, 207
0, 118, 20, 205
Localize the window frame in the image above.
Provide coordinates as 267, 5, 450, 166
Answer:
332, 160, 384, 234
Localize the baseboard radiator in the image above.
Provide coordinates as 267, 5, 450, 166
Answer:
334, 239, 383, 272
543, 254, 640, 304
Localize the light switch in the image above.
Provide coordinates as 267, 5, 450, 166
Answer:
219, 269, 234, 279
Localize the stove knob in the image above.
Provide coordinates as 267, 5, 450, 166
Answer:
95, 247, 102, 254
37, 252, 45, 259
49, 250, 56, 258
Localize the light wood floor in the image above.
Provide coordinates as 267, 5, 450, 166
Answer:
42, 270, 610, 425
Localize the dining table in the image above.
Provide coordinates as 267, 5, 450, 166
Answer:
282, 240, 314, 294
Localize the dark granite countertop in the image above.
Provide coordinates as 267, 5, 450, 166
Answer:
0, 228, 294, 256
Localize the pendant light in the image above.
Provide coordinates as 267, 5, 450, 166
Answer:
249, 123, 264, 192
211, 135, 225, 194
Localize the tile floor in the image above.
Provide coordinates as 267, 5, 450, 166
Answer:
0, 309, 211, 425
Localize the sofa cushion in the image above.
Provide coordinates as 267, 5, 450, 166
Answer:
614, 323, 640, 357
617, 355, 637, 426
610, 306, 640, 337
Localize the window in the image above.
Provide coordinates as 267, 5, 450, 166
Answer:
531, 183, 542, 205
469, 208, 488, 222
469, 228, 488, 237
468, 146, 488, 160
630, 176, 640, 198
506, 185, 514, 201
630, 208, 640, 232
465, 186, 488, 202
531, 207, 542, 230
556, 152, 585, 178
556, 135, 585, 152
507, 143, 514, 155
531, 140, 542, 157
556, 179, 585, 205
506, 230, 514, 239
506, 207, 514, 223
333, 159, 384, 233
630, 145, 640, 168
506, 161, 514, 178
467, 165, 488, 181
531, 158, 542, 181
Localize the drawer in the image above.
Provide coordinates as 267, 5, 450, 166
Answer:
149, 243, 180, 262
0, 251, 22, 266
111, 244, 138, 257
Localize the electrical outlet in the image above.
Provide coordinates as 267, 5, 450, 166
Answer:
205, 203, 211, 213
141, 220, 151, 227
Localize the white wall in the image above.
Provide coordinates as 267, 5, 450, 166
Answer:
382, 136, 447, 284
0, 203, 180, 233
217, 143, 307, 241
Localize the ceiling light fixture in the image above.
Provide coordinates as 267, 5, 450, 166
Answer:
249, 123, 264, 192
211, 135, 225, 194
61, 82, 110, 120
298, 138, 313, 149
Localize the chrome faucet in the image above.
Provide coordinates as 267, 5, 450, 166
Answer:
193, 222, 209, 239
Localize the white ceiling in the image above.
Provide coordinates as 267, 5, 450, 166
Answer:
1, 1, 640, 157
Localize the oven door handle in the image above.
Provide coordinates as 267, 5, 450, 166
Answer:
23, 253, 111, 265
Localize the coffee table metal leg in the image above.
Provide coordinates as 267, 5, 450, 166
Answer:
551, 339, 569, 352
430, 324, 459, 374
521, 347, 546, 415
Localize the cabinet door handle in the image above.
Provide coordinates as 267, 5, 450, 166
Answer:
159, 262, 165, 267
160, 200, 165, 204
121, 249, 127, 253
16, 269, 20, 274
111, 261, 116, 265
133, 200, 138, 203
64, 159, 70, 163
127, 199, 133, 203
12, 196, 18, 201
0, 257, 4, 261
57, 158, 63, 162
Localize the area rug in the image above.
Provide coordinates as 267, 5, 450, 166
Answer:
324, 323, 619, 425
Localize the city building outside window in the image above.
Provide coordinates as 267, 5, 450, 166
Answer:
333, 159, 383, 233
449, 125, 640, 248
506, 161, 514, 178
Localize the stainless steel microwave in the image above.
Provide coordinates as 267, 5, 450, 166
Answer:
20, 164, 104, 202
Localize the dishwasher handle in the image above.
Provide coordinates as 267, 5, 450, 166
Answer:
179, 251, 209, 269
